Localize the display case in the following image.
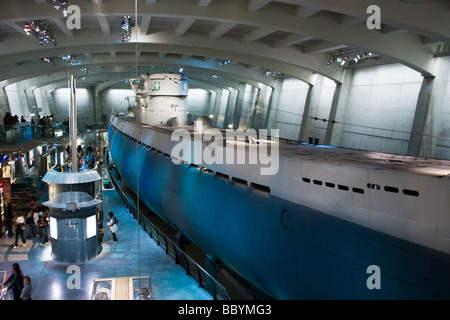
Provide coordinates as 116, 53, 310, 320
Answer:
91, 276, 152, 300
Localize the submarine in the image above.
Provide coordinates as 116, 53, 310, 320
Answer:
108, 72, 450, 299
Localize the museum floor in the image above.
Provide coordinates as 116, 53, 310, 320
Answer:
0, 181, 211, 300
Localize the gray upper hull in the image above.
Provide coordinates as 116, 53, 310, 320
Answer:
108, 118, 450, 299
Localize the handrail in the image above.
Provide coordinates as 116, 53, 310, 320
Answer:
108, 166, 231, 300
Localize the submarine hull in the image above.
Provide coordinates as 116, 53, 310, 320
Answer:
108, 120, 450, 299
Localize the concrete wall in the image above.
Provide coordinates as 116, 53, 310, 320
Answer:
187, 88, 211, 121
331, 64, 423, 155
267, 78, 309, 140
100, 88, 135, 119
52, 87, 95, 129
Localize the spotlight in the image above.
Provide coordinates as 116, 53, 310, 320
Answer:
43, 57, 56, 66
326, 57, 334, 68
121, 16, 132, 42
62, 54, 78, 64
24, 23, 32, 35
24, 20, 57, 46
340, 56, 347, 66
81, 67, 89, 74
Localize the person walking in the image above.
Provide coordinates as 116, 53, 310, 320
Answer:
14, 214, 26, 248
2, 263, 24, 300
106, 211, 118, 243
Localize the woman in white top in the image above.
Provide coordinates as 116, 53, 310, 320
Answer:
106, 211, 118, 243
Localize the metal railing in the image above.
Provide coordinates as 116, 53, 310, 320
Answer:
108, 168, 231, 300
0, 124, 57, 144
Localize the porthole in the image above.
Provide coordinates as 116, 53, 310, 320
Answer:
384, 186, 399, 193
403, 189, 419, 197
352, 187, 364, 194
313, 180, 323, 186
280, 209, 289, 230
367, 183, 381, 190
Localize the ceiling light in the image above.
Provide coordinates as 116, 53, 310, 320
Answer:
121, 16, 132, 42
62, 54, 78, 64
43, 57, 56, 66
24, 20, 57, 46
24, 23, 32, 35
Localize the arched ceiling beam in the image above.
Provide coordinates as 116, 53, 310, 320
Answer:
0, 47, 288, 88
10, 66, 248, 96
0, 28, 319, 83
1, 0, 445, 80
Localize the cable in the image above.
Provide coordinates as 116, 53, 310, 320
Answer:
134, 0, 142, 297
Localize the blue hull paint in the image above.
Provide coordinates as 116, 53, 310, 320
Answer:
108, 123, 450, 299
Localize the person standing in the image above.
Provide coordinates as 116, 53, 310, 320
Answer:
20, 276, 32, 300
39, 210, 49, 245
4, 202, 14, 238
14, 214, 26, 248
2, 263, 24, 300
106, 211, 118, 243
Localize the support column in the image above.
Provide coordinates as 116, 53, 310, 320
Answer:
264, 78, 282, 131
324, 82, 342, 145
45, 90, 56, 116
298, 84, 314, 142
0, 86, 11, 126
212, 88, 228, 127
24, 88, 37, 121
406, 76, 435, 157
330, 69, 354, 147
223, 87, 238, 129
232, 83, 246, 130
209, 89, 220, 127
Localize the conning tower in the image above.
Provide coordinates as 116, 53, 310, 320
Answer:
132, 73, 188, 127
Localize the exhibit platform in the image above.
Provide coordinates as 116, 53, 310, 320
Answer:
0, 183, 212, 300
